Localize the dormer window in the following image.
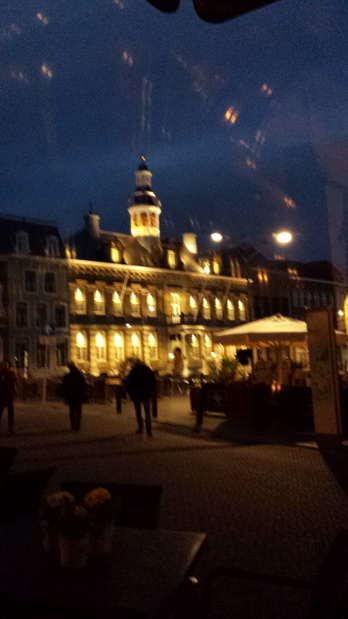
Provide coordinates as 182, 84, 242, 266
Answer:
213, 255, 222, 275
167, 249, 177, 269
110, 241, 122, 263
16, 231, 30, 254
46, 235, 60, 257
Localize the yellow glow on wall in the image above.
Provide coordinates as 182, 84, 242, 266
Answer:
75, 288, 83, 301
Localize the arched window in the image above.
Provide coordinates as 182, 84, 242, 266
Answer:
96, 331, 106, 361
140, 212, 148, 226
74, 288, 86, 314
238, 299, 246, 321
16, 231, 30, 254
131, 331, 141, 357
227, 299, 235, 320
112, 291, 123, 315
202, 297, 211, 319
76, 331, 88, 361
130, 292, 140, 316
215, 298, 223, 319
114, 332, 124, 361
147, 293, 156, 315
132, 213, 138, 228
189, 295, 197, 313
94, 290, 105, 314
150, 213, 156, 227
148, 332, 158, 360
204, 334, 212, 355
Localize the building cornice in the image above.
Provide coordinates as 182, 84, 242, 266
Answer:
67, 258, 248, 288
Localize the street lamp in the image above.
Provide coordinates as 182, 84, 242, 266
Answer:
210, 232, 223, 243
273, 230, 293, 245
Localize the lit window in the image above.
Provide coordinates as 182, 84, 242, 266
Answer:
202, 297, 211, 319
150, 213, 156, 227
112, 291, 123, 315
131, 331, 141, 357
189, 295, 197, 312
74, 288, 86, 314
147, 293, 156, 315
130, 292, 140, 316
238, 299, 246, 321
213, 258, 221, 275
96, 331, 106, 361
16, 231, 30, 254
167, 249, 177, 269
190, 334, 200, 359
114, 332, 124, 361
94, 290, 105, 314
140, 212, 148, 226
110, 242, 121, 263
203, 261, 211, 274
227, 299, 235, 320
204, 334, 212, 354
132, 213, 138, 228
76, 331, 88, 361
215, 298, 223, 319
148, 332, 158, 360
170, 293, 181, 320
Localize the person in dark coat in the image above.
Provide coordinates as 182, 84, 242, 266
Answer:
125, 361, 156, 436
62, 362, 87, 431
0, 360, 17, 434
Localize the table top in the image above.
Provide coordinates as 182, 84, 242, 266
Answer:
0, 518, 206, 618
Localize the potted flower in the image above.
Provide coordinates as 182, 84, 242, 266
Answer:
40, 491, 75, 557
58, 503, 91, 569
83, 487, 115, 558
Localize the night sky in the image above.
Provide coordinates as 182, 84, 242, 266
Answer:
1, 0, 348, 265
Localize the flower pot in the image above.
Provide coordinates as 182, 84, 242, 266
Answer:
90, 523, 114, 558
59, 534, 90, 569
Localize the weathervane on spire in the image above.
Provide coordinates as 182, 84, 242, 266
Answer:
140, 154, 146, 162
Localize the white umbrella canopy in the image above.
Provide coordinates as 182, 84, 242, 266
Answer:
213, 313, 347, 385
213, 313, 347, 347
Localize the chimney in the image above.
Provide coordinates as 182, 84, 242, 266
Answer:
182, 233, 197, 255
86, 213, 100, 238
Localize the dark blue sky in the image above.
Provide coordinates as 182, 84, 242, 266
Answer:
1, 0, 348, 265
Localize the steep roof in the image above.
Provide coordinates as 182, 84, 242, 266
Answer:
0, 214, 65, 257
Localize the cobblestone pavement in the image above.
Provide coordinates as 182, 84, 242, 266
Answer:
2, 395, 348, 617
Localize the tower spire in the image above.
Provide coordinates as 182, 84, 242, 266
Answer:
128, 157, 162, 252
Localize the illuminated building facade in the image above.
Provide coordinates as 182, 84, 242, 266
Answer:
0, 216, 69, 377
66, 158, 249, 376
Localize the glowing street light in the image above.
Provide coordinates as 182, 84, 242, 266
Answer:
210, 232, 223, 243
273, 230, 293, 245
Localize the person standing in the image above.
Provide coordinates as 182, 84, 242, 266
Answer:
0, 360, 17, 435
126, 360, 156, 437
62, 362, 87, 431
